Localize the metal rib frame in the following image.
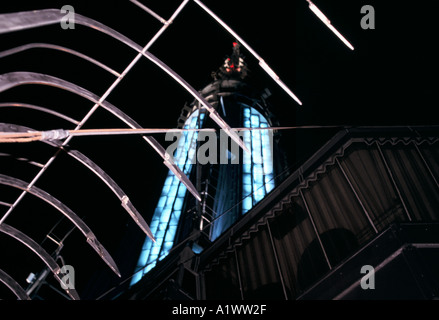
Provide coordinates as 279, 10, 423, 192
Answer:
0, 7, 198, 227
0, 8, 248, 153
0, 173, 121, 278
0, 223, 80, 299
0, 4, 269, 296
0, 267, 31, 300
0, 72, 189, 239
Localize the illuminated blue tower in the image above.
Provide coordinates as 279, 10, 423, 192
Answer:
131, 43, 287, 285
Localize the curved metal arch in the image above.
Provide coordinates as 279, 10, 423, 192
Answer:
0, 268, 30, 300
0, 122, 153, 238
66, 148, 153, 237
0, 151, 44, 168
0, 43, 120, 77
0, 71, 140, 129
0, 173, 120, 277
0, 223, 79, 300
0, 9, 205, 108
0, 71, 200, 204
0, 102, 79, 125
0, 9, 247, 153
0, 9, 138, 49
0, 9, 207, 105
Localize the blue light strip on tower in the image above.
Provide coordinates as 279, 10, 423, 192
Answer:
242, 106, 275, 214
131, 110, 204, 286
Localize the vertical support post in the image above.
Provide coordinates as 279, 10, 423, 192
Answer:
266, 220, 288, 299
375, 142, 412, 221
234, 249, 245, 300
335, 157, 378, 233
197, 271, 207, 300
299, 189, 332, 269
413, 142, 439, 191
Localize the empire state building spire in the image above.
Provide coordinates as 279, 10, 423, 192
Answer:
131, 42, 287, 285
215, 42, 249, 80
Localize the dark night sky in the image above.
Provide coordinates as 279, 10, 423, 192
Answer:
0, 0, 437, 300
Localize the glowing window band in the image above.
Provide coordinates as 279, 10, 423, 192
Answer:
242, 106, 275, 214
131, 110, 204, 285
